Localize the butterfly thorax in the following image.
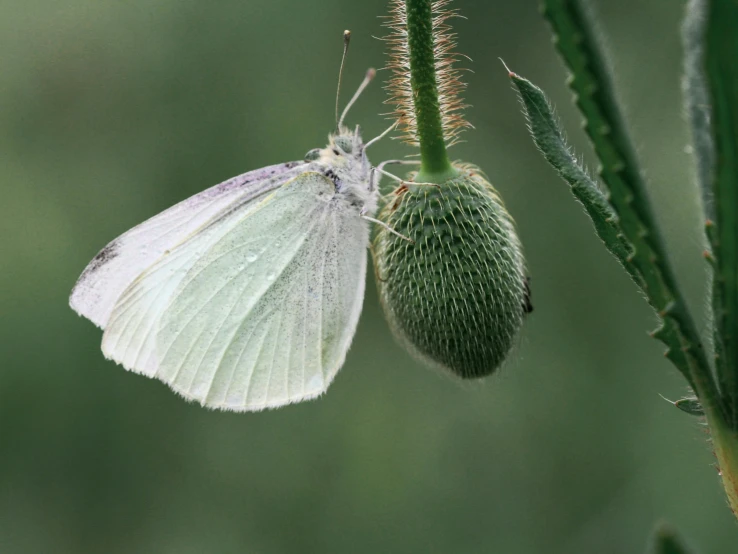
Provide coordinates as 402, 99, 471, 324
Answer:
304, 126, 376, 216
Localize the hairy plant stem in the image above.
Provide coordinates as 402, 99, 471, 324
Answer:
405, 0, 457, 182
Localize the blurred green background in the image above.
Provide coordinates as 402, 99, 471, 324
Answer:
1, 0, 735, 552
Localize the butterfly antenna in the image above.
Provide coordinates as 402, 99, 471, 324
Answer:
338, 68, 376, 129
335, 30, 351, 130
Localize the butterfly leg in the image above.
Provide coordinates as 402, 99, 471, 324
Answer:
371, 159, 419, 191
372, 161, 425, 192
372, 164, 439, 195
360, 207, 414, 244
375, 159, 421, 174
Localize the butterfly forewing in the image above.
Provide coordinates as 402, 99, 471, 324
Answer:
70, 162, 303, 328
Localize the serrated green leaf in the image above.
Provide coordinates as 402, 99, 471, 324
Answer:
536, 0, 722, 420
507, 72, 633, 273
675, 398, 705, 416
509, 68, 708, 400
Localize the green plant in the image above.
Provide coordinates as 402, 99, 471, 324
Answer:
508, 0, 738, 523
373, 0, 530, 377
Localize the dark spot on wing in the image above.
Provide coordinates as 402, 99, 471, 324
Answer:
86, 242, 119, 274
203, 161, 305, 198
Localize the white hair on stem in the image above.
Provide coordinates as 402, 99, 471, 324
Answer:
381, 0, 473, 147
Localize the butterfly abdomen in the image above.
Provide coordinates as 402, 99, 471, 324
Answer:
374, 165, 527, 378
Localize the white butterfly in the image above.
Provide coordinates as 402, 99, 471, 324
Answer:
70, 41, 410, 411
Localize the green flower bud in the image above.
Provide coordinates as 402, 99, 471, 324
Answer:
373, 164, 529, 378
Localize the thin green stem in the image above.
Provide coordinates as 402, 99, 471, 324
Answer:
405, 0, 454, 180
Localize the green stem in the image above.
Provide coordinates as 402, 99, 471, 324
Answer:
405, 0, 454, 180
706, 405, 738, 518
703, 0, 738, 428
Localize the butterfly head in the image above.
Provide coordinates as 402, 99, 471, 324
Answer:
303, 126, 369, 174
299, 34, 378, 209
302, 126, 374, 210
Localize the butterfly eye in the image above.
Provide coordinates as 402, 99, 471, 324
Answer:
304, 148, 321, 162
333, 136, 353, 154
